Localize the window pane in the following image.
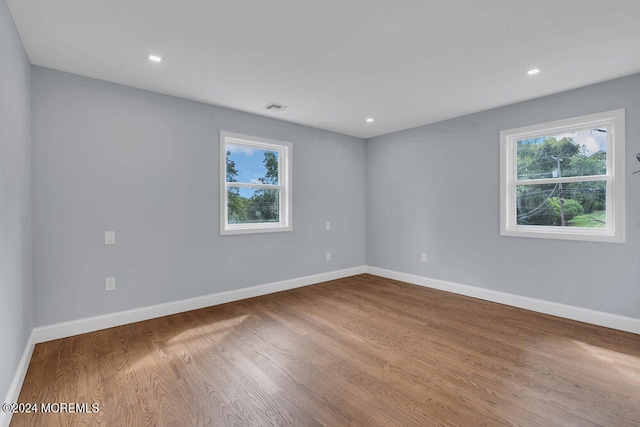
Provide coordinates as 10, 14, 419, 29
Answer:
227, 187, 280, 224
226, 144, 279, 185
517, 128, 607, 180
516, 182, 606, 227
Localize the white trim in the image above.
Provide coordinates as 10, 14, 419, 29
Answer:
500, 109, 625, 243
1, 330, 36, 427
227, 182, 281, 189
27, 267, 640, 341
220, 131, 293, 235
365, 266, 640, 335
32, 266, 366, 344
516, 175, 608, 185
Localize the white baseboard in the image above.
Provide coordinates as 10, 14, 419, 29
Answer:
366, 266, 640, 335
33, 266, 367, 344
1, 330, 36, 427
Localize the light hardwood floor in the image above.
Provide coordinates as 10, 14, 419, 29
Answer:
11, 274, 640, 426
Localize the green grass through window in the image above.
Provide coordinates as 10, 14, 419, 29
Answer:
567, 210, 606, 228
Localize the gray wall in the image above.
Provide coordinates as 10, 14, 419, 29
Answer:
0, 0, 33, 402
367, 73, 640, 318
31, 66, 366, 326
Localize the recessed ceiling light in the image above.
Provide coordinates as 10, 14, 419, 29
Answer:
147, 53, 163, 63
366, 118, 375, 123
527, 68, 540, 76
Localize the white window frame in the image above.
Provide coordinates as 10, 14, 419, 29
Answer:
500, 109, 625, 243
220, 131, 292, 235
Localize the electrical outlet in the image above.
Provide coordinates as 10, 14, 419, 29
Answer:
105, 231, 115, 245
325, 221, 331, 231
105, 277, 116, 291
325, 252, 331, 261
420, 253, 427, 262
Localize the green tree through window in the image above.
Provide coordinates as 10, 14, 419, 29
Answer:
500, 109, 625, 243
226, 150, 280, 224
516, 135, 606, 227
220, 131, 292, 235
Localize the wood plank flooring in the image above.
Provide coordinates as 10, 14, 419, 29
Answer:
11, 274, 640, 426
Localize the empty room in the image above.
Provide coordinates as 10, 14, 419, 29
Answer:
2, 0, 640, 425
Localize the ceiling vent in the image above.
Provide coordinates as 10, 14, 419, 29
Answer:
264, 102, 289, 112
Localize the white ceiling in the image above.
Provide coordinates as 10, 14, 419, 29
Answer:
7, 0, 640, 138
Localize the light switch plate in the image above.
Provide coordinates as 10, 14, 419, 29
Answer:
105, 277, 116, 291
105, 231, 115, 245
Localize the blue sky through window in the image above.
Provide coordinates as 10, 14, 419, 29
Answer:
227, 144, 279, 198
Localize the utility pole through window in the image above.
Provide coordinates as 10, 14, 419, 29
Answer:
551, 156, 565, 226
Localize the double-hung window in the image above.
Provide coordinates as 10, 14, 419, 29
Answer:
220, 131, 292, 235
500, 109, 625, 242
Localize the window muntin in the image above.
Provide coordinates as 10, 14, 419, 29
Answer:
221, 132, 292, 235
500, 110, 625, 242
